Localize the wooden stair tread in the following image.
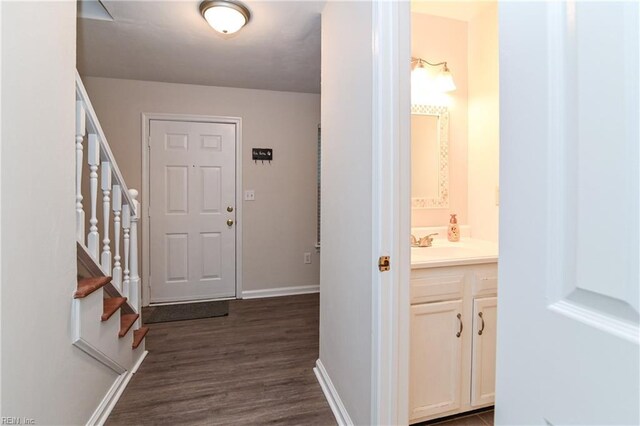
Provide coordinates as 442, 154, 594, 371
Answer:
75, 276, 112, 299
119, 313, 139, 338
132, 327, 150, 349
102, 297, 127, 321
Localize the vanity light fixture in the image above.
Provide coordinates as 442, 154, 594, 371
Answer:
200, 0, 251, 35
411, 57, 457, 93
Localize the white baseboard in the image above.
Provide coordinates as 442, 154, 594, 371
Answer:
87, 350, 148, 426
313, 359, 353, 426
131, 350, 148, 374
241, 285, 319, 300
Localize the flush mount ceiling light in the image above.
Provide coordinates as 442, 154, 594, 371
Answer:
200, 0, 251, 35
411, 57, 457, 93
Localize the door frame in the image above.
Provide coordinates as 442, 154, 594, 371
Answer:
140, 113, 243, 306
371, 2, 411, 425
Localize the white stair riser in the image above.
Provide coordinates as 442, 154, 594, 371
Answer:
72, 288, 136, 373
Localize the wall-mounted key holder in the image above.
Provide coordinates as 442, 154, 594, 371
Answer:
252, 148, 273, 164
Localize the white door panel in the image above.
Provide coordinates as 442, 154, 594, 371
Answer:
149, 120, 236, 303
497, 1, 639, 424
410, 300, 463, 421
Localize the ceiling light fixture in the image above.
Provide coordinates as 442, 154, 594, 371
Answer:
200, 0, 251, 35
411, 57, 457, 93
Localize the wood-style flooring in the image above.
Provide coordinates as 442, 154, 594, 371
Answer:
421, 409, 494, 426
106, 293, 335, 425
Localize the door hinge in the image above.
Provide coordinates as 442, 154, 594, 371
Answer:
378, 256, 390, 272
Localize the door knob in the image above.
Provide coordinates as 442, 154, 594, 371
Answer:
227, 219, 234, 227
227, 206, 234, 212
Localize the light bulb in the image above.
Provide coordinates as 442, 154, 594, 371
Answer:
436, 68, 456, 92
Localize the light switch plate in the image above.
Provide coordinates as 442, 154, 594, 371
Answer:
244, 190, 255, 201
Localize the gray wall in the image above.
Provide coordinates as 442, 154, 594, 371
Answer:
1, 2, 118, 423
82, 77, 321, 298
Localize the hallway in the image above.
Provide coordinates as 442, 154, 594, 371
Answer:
107, 294, 335, 425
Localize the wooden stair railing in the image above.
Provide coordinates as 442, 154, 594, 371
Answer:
75, 70, 141, 320
73, 71, 148, 368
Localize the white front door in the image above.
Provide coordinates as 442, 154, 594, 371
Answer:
497, 1, 639, 424
149, 120, 237, 303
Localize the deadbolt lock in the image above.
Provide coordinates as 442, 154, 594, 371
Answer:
227, 206, 234, 212
378, 256, 390, 272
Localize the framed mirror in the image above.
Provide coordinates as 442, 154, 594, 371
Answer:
411, 104, 449, 209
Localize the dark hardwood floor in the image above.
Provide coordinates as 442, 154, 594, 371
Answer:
106, 293, 335, 425
421, 409, 494, 426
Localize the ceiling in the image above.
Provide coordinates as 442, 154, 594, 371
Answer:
411, 0, 495, 22
77, 1, 324, 94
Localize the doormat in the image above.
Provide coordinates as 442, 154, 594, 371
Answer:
142, 301, 229, 324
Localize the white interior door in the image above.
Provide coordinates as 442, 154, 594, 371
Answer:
149, 120, 236, 303
497, 1, 639, 425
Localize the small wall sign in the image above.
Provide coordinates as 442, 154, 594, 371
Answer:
252, 148, 273, 164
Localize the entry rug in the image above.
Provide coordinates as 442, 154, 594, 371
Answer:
142, 300, 229, 324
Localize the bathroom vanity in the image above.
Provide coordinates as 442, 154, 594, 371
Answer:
410, 237, 498, 424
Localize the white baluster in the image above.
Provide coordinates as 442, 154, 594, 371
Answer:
129, 189, 140, 320
87, 134, 100, 259
101, 162, 112, 272
75, 101, 86, 243
112, 185, 123, 290
123, 203, 131, 297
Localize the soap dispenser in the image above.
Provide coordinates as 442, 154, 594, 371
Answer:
447, 214, 460, 242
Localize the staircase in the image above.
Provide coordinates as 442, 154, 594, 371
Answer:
73, 71, 148, 375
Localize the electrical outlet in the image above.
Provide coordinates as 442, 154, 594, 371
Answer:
304, 252, 312, 264
244, 190, 255, 201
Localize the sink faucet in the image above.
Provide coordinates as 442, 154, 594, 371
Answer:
411, 233, 438, 247
420, 233, 438, 247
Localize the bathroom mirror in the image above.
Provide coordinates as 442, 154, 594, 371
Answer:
411, 104, 449, 208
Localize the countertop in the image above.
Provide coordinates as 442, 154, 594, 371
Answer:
411, 238, 499, 269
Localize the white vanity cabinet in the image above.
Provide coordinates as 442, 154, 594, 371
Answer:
471, 295, 497, 408
409, 262, 498, 424
410, 300, 464, 420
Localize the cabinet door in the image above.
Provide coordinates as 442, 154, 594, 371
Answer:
410, 300, 464, 421
471, 296, 497, 407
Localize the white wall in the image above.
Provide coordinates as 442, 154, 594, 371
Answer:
1, 2, 118, 423
468, 4, 499, 242
411, 13, 468, 228
81, 77, 320, 297
319, 2, 374, 424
